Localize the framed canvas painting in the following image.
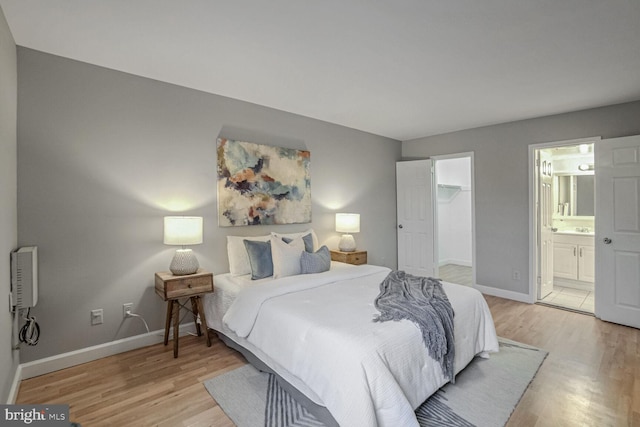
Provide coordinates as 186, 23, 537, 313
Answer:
217, 138, 311, 226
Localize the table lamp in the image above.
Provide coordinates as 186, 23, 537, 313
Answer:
336, 213, 360, 252
164, 216, 203, 275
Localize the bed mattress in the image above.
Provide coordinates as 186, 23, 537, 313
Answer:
202, 262, 498, 427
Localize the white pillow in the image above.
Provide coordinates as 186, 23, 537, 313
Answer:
271, 235, 305, 278
227, 235, 270, 276
227, 229, 318, 276
275, 229, 319, 251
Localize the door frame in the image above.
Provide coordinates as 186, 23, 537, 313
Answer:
431, 152, 476, 287
527, 137, 601, 303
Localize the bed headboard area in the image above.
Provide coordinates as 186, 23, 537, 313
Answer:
226, 229, 327, 280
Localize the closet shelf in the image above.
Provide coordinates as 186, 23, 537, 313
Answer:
437, 184, 462, 202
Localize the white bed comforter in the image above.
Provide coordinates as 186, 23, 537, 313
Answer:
223, 264, 499, 427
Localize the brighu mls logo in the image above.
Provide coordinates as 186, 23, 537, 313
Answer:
1, 405, 69, 426
4, 407, 46, 424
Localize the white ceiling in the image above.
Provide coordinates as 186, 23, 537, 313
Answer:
1, 1, 639, 141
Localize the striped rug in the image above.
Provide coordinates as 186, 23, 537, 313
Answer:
264, 374, 324, 427
205, 338, 547, 427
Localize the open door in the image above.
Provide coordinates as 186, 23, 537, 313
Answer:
396, 160, 435, 277
537, 150, 554, 299
595, 135, 640, 328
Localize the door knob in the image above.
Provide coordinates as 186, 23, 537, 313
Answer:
603, 237, 612, 244
398, 224, 403, 229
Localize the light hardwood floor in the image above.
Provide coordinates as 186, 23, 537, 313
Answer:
16, 296, 640, 426
439, 263, 473, 286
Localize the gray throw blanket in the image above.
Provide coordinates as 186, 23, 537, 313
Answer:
373, 270, 456, 382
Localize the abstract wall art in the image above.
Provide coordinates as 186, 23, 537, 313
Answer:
217, 138, 311, 226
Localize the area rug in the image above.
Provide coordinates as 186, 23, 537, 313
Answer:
204, 338, 547, 427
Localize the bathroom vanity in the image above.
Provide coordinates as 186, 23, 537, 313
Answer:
553, 232, 595, 283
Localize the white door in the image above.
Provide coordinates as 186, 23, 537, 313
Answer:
538, 151, 554, 299
397, 160, 435, 277
595, 135, 640, 329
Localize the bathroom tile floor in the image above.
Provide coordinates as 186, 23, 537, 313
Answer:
438, 265, 595, 314
540, 285, 594, 313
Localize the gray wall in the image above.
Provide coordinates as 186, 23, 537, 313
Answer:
17, 48, 401, 362
0, 6, 18, 402
403, 101, 640, 295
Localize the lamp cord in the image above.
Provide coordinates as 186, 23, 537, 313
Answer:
127, 312, 151, 334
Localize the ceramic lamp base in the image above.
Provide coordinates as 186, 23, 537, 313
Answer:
170, 249, 199, 275
338, 234, 356, 252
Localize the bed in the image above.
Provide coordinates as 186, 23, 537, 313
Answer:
202, 237, 499, 427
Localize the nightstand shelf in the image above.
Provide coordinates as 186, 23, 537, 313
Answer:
155, 269, 213, 358
330, 250, 367, 265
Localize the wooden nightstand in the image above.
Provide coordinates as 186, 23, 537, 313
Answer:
330, 250, 367, 265
154, 269, 213, 358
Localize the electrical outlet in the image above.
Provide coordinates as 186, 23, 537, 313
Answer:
123, 303, 133, 318
91, 309, 103, 325
512, 269, 521, 281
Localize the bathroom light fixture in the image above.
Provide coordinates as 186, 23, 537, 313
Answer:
164, 216, 203, 275
336, 213, 360, 252
578, 163, 594, 171
579, 144, 590, 154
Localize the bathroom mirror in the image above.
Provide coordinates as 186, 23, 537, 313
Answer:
554, 173, 595, 217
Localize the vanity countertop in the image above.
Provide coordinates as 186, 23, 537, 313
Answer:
554, 230, 595, 236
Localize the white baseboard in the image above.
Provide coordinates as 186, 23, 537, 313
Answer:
553, 277, 594, 292
7, 364, 22, 404
18, 323, 197, 381
438, 259, 472, 267
475, 283, 532, 303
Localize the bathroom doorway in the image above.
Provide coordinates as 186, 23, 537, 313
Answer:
433, 154, 475, 287
531, 138, 598, 313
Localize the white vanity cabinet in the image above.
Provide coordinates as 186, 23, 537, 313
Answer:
553, 233, 595, 283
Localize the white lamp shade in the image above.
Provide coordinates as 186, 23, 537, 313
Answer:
336, 213, 360, 233
164, 216, 203, 245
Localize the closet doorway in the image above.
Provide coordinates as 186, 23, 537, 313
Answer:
396, 154, 475, 286
433, 154, 475, 287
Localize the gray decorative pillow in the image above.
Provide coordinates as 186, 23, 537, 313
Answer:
301, 245, 331, 274
243, 239, 273, 279
282, 233, 314, 252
